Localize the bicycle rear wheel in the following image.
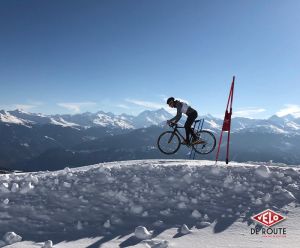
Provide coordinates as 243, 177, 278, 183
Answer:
157, 131, 181, 155
192, 130, 216, 154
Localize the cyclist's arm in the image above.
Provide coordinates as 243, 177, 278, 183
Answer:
168, 104, 182, 123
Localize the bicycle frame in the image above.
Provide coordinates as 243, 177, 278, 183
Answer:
158, 118, 215, 156
193, 119, 205, 134
190, 118, 205, 159
169, 118, 205, 143
168, 124, 186, 142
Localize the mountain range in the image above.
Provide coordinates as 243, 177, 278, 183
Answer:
1, 108, 300, 134
0, 108, 172, 129
1, 108, 300, 171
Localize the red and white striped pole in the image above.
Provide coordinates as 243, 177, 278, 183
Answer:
215, 76, 235, 165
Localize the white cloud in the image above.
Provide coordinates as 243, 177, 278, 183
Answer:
276, 104, 300, 118
14, 104, 37, 111
0, 103, 41, 112
233, 107, 266, 118
57, 102, 97, 113
117, 104, 130, 109
125, 99, 165, 109
126, 97, 189, 109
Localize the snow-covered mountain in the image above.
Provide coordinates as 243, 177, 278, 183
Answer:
4, 109, 132, 129
7, 109, 79, 128
2, 108, 300, 135
225, 115, 300, 135
0, 160, 299, 247
61, 111, 135, 129
205, 115, 300, 135
133, 108, 172, 127
0, 110, 29, 125
0, 108, 173, 129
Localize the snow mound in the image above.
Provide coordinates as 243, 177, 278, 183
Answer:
191, 209, 202, 219
153, 220, 164, 227
135, 226, 153, 239
0, 240, 6, 248
42, 240, 53, 248
180, 224, 192, 235
0, 183, 9, 193
20, 181, 34, 194
144, 239, 169, 248
255, 164, 271, 178
3, 232, 22, 245
103, 220, 111, 229
197, 221, 211, 228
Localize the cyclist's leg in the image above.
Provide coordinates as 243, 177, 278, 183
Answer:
191, 111, 198, 139
184, 111, 198, 142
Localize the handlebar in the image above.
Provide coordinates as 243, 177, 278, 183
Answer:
168, 122, 177, 128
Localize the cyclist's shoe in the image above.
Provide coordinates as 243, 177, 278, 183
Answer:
192, 138, 206, 145
181, 140, 190, 146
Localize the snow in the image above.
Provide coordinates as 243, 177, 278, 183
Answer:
191, 210, 202, 219
179, 224, 191, 235
259, 124, 287, 134
10, 183, 19, 192
19, 181, 34, 194
143, 239, 169, 248
205, 120, 221, 129
131, 205, 144, 214
286, 121, 300, 130
103, 220, 111, 229
0, 159, 299, 247
50, 117, 79, 128
255, 164, 271, 178
3, 232, 22, 245
0, 183, 10, 193
44, 136, 56, 141
146, 117, 157, 125
42, 240, 53, 248
0, 240, 5, 248
153, 220, 164, 227
135, 226, 153, 239
0, 111, 27, 125
93, 113, 134, 129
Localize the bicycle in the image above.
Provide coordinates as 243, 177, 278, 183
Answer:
157, 119, 216, 155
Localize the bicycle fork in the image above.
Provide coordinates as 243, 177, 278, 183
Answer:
168, 131, 176, 144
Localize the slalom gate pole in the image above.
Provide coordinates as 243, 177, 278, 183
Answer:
226, 81, 234, 164
215, 131, 224, 164
215, 76, 235, 165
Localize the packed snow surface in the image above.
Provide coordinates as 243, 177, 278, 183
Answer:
0, 159, 300, 247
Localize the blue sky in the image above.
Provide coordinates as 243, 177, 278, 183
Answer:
0, 0, 299, 118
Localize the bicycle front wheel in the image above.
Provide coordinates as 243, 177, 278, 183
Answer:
192, 130, 216, 154
157, 131, 181, 155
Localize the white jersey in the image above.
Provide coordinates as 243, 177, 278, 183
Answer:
181, 102, 189, 114
169, 100, 196, 123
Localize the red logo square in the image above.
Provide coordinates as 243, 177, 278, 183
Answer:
251, 209, 286, 227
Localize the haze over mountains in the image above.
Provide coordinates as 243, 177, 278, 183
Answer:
1, 108, 300, 172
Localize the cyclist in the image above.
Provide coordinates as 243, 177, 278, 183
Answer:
166, 97, 203, 145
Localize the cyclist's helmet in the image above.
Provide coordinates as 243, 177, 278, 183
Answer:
167, 97, 175, 104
